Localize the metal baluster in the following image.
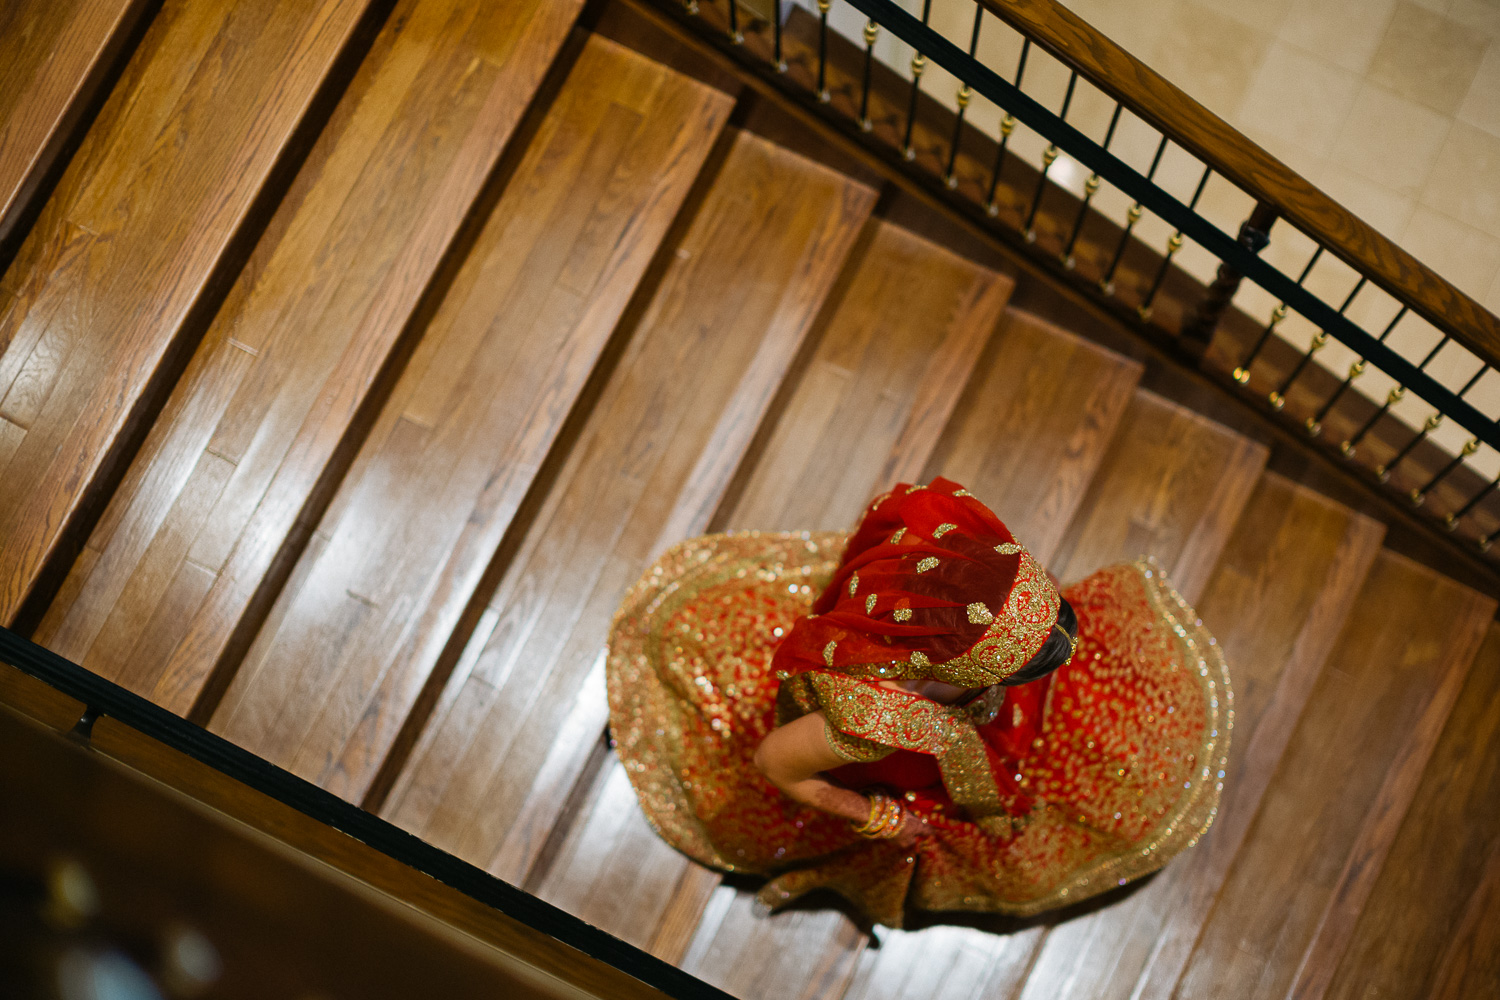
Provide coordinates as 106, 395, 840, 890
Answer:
1383, 363, 1490, 487
944, 7, 985, 186
859, 19, 879, 130
1233, 246, 1324, 383
984, 38, 1030, 214
685, 0, 699, 15
1100, 136, 1168, 294
774, 0, 785, 70
728, 0, 742, 43
1446, 469, 1500, 532
817, 0, 832, 102
1137, 166, 1212, 319
1341, 336, 1447, 458
1021, 72, 1077, 239
902, 0, 936, 159
1412, 439, 1480, 508
1061, 105, 1122, 268
1306, 306, 1407, 436
1268, 277, 1367, 410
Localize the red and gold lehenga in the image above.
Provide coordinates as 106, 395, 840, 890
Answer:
606, 478, 1230, 926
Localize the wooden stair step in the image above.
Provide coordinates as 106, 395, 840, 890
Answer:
1170, 550, 1495, 1000
1322, 622, 1500, 1000
1008, 473, 1386, 1000
0, 0, 150, 253
205, 38, 739, 800
0, 0, 377, 626
537, 218, 1013, 994
32, 0, 590, 713
371, 128, 874, 883
925, 308, 1144, 566
1050, 388, 1270, 602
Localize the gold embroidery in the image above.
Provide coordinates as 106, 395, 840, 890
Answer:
824, 640, 838, 666
967, 602, 993, 624
824, 719, 894, 763
905, 483, 927, 494
865, 594, 877, 614
910, 650, 930, 668
952, 489, 974, 498
916, 556, 939, 573
932, 522, 958, 539
849, 572, 860, 597
994, 541, 1022, 555
893, 606, 912, 623
932, 549, 1059, 687
890, 528, 906, 544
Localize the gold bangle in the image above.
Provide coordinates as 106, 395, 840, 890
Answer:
852, 792, 905, 839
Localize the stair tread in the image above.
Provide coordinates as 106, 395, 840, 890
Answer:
372, 130, 875, 880
925, 308, 1144, 565
1172, 549, 1495, 1000
540, 218, 1012, 992
1050, 387, 1269, 602
1009, 473, 1387, 1000
205, 37, 737, 799
722, 220, 1013, 532
33, 0, 590, 713
0, 0, 375, 625
1324, 621, 1500, 1000
0, 0, 148, 248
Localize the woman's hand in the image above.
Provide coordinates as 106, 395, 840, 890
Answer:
893, 810, 933, 848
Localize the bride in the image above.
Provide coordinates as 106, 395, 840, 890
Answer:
606, 478, 1229, 927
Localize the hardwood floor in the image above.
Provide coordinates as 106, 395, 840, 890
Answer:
1050, 389, 1269, 601
0, 0, 150, 252
0, 0, 375, 626
1323, 623, 1500, 1000
375, 129, 875, 885
1172, 551, 1494, 1000
923, 309, 1143, 566
208, 36, 737, 800
33, 0, 589, 715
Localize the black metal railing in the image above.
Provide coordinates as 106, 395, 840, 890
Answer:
0, 626, 732, 1000
645, 0, 1500, 556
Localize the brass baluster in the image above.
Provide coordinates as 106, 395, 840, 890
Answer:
728, 0, 742, 43
983, 37, 1029, 215
816, 0, 832, 102
1376, 410, 1443, 483
1342, 385, 1404, 459
859, 19, 879, 130
1447, 468, 1500, 533
944, 6, 985, 186
773, 0, 785, 71
1233, 246, 1323, 384
1137, 166, 1211, 320
1412, 438, 1480, 508
1269, 276, 1366, 410
1306, 306, 1406, 437
901, 0, 935, 159
1100, 136, 1168, 294
1061, 104, 1122, 268
1021, 72, 1077, 239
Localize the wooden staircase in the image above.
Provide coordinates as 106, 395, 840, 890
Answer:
3, 2, 1498, 997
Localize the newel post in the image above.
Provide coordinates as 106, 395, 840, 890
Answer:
1180, 200, 1278, 359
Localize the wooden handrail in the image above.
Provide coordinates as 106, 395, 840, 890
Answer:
976, 0, 1500, 367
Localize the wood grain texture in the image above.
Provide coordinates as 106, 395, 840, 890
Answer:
1006, 474, 1386, 1000
209, 38, 738, 799
1427, 841, 1500, 1000
1050, 389, 1268, 601
532, 216, 1006, 986
843, 924, 1048, 1000
974, 0, 1500, 367
0, 0, 151, 250
1171, 551, 1494, 1000
925, 309, 1143, 566
31, 0, 590, 713
722, 220, 1011, 532
374, 129, 874, 886
1319, 624, 1500, 1000
0, 0, 375, 625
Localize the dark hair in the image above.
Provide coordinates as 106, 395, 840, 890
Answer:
1000, 598, 1077, 686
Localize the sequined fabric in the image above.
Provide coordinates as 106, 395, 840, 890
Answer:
607, 534, 1231, 927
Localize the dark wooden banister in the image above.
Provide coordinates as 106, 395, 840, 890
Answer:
976, 0, 1500, 367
